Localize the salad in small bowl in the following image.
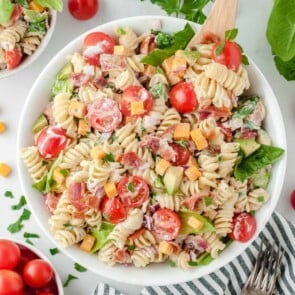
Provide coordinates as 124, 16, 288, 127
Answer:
0, 0, 62, 79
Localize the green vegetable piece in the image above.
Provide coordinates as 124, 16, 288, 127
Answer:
91, 222, 115, 253
127, 182, 135, 192
4, 191, 14, 198
51, 63, 74, 96
242, 54, 249, 65
49, 248, 59, 255
273, 55, 295, 81
23, 232, 40, 239
234, 145, 284, 182
150, 82, 168, 100
141, 23, 195, 66
63, 274, 78, 288
0, 0, 15, 25
188, 252, 214, 267
11, 196, 27, 210
74, 263, 87, 272
266, 0, 295, 62
45, 153, 63, 192
249, 168, 271, 189
103, 153, 115, 163
15, 0, 29, 8
215, 42, 225, 56
205, 196, 212, 207
225, 28, 238, 41
163, 166, 183, 195
34, 0, 63, 11
32, 175, 47, 193
233, 96, 260, 119
32, 114, 48, 135
154, 176, 164, 189
24, 9, 47, 22
155, 31, 174, 49
235, 138, 260, 157
179, 210, 215, 235
180, 0, 210, 24
57, 62, 73, 79
7, 208, 31, 233
28, 20, 47, 35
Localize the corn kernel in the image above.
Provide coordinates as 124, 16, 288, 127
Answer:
0, 163, 11, 177
30, 1, 45, 12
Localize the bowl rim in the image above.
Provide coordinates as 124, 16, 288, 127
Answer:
16, 15, 287, 286
1, 236, 64, 294
0, 9, 57, 80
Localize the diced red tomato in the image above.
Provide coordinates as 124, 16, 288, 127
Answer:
212, 40, 242, 71
36, 126, 68, 159
169, 143, 190, 166
87, 98, 122, 132
10, 4, 22, 22
120, 86, 153, 117
229, 213, 256, 242
118, 176, 149, 209
121, 152, 143, 168
290, 190, 295, 210
152, 208, 181, 240
83, 32, 115, 66
5, 47, 22, 70
100, 196, 127, 224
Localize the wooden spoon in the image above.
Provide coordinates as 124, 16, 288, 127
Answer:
189, 0, 238, 46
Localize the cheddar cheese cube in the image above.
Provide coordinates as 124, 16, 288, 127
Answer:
104, 182, 118, 198
80, 234, 96, 252
174, 123, 190, 141
91, 147, 106, 161
190, 129, 208, 150
30, 1, 45, 12
158, 241, 174, 255
162, 56, 187, 85
143, 65, 156, 78
131, 101, 145, 116
155, 159, 170, 176
0, 121, 6, 134
0, 163, 11, 177
187, 216, 204, 231
78, 119, 90, 136
185, 166, 201, 181
114, 45, 129, 56
69, 99, 87, 118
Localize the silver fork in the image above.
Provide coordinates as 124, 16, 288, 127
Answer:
241, 241, 284, 295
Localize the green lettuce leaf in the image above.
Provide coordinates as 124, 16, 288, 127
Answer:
0, 0, 15, 25
34, 0, 63, 11
51, 63, 74, 96
91, 222, 115, 253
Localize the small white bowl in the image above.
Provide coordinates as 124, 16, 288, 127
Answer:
1, 237, 63, 294
0, 9, 57, 79
17, 15, 287, 286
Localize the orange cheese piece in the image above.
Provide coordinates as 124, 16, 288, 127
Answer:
174, 123, 190, 141
155, 159, 170, 176
185, 166, 201, 181
80, 235, 96, 252
190, 129, 208, 150
104, 182, 118, 198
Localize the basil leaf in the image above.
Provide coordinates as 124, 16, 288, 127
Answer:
91, 222, 115, 253
25, 9, 47, 23
141, 23, 195, 66
225, 28, 238, 41
274, 55, 295, 81
234, 145, 285, 182
215, 42, 225, 56
28, 20, 47, 35
0, 0, 15, 25
232, 96, 260, 119
15, 0, 29, 7
242, 54, 249, 65
34, 0, 63, 11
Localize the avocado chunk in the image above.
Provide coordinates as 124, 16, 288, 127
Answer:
57, 62, 73, 80
250, 168, 271, 189
235, 138, 260, 157
32, 114, 48, 135
257, 129, 272, 146
163, 166, 183, 195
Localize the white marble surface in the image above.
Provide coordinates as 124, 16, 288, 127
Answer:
0, 1, 294, 294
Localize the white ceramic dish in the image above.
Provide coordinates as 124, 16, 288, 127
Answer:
2, 237, 64, 294
17, 15, 287, 286
0, 9, 57, 80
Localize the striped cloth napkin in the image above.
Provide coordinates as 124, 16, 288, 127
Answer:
93, 211, 295, 295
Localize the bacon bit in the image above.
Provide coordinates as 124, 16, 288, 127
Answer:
199, 105, 232, 120
207, 144, 221, 154
43, 102, 55, 126
92, 77, 108, 89
181, 195, 200, 210
100, 54, 127, 71
44, 193, 60, 213
68, 182, 88, 212
71, 73, 90, 87
128, 228, 145, 241
200, 32, 220, 44
217, 122, 233, 142
241, 128, 258, 139
88, 196, 101, 211
139, 35, 156, 54
168, 241, 182, 254
73, 211, 85, 219
114, 248, 132, 264
121, 152, 143, 168
185, 235, 208, 252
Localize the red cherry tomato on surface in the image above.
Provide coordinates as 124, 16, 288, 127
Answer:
120, 86, 154, 117
152, 208, 181, 240
87, 98, 122, 132
10, 4, 22, 22
38, 293, 54, 295
5, 47, 22, 70
36, 126, 68, 159
229, 213, 256, 242
0, 240, 20, 270
290, 190, 295, 210
83, 32, 115, 66
169, 143, 190, 166
68, 0, 98, 21
23, 259, 53, 288
101, 196, 127, 224
169, 82, 197, 114
212, 40, 242, 70
118, 176, 149, 208
0, 270, 23, 295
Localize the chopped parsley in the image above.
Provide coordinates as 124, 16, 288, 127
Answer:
7, 208, 31, 233
176, 140, 186, 149
167, 260, 176, 267
103, 153, 115, 163
11, 196, 27, 210
23, 232, 40, 239
4, 191, 14, 198
60, 169, 68, 176
127, 182, 135, 192
63, 274, 78, 287
116, 27, 126, 35
218, 156, 223, 162
257, 196, 265, 203
50, 248, 60, 256
205, 196, 212, 207
25, 239, 34, 246
74, 263, 87, 272
128, 244, 136, 250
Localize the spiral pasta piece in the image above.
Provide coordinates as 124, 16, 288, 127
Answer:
155, 193, 183, 211
113, 69, 140, 90
202, 232, 226, 258
198, 154, 219, 188
118, 28, 139, 54
20, 32, 42, 56
131, 246, 158, 267
97, 242, 118, 266
128, 230, 157, 249
246, 188, 270, 212
54, 227, 86, 248
199, 117, 225, 146
218, 142, 240, 178
126, 55, 145, 73
84, 208, 102, 229
157, 108, 181, 135
170, 251, 191, 270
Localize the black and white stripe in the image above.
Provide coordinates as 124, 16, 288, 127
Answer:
93, 212, 295, 295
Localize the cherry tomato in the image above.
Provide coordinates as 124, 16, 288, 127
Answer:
152, 208, 181, 240
36, 126, 68, 159
118, 176, 149, 208
100, 196, 127, 224
0, 270, 23, 295
290, 190, 295, 210
0, 240, 20, 270
120, 86, 153, 117
212, 40, 242, 70
23, 259, 53, 288
87, 98, 122, 132
68, 0, 98, 21
83, 32, 115, 66
169, 143, 190, 166
10, 4, 22, 22
169, 82, 197, 114
229, 213, 256, 242
5, 47, 22, 70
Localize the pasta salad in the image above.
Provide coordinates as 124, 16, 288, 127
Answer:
21, 24, 284, 269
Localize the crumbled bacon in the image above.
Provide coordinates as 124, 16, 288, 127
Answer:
92, 77, 108, 89
114, 248, 132, 264
87, 196, 101, 211
217, 122, 233, 142
185, 235, 208, 252
121, 152, 143, 168
44, 193, 60, 213
199, 105, 232, 120
71, 73, 90, 87
139, 35, 156, 54
68, 182, 87, 213
241, 128, 257, 139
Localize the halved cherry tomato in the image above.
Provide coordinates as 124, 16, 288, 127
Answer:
169, 82, 197, 114
169, 143, 190, 166
120, 86, 153, 117
152, 208, 181, 240
290, 190, 295, 210
0, 270, 23, 295
5, 47, 22, 70
23, 259, 53, 288
36, 126, 68, 159
229, 213, 256, 242
100, 196, 127, 224
87, 98, 122, 132
212, 40, 242, 70
10, 4, 22, 22
83, 32, 115, 66
0, 240, 20, 270
118, 176, 149, 208
68, 0, 98, 21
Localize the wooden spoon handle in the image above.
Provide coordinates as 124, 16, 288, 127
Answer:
189, 0, 238, 46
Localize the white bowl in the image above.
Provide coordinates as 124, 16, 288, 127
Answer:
1, 237, 64, 294
0, 9, 57, 79
17, 15, 287, 286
